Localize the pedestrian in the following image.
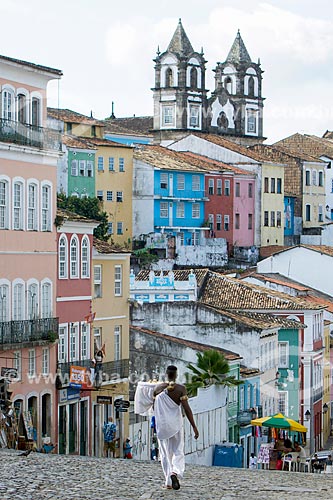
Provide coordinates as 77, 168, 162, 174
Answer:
123, 438, 133, 459
103, 416, 116, 458
153, 365, 199, 490
325, 454, 333, 474
249, 452, 257, 470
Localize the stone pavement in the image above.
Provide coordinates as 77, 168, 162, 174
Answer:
0, 449, 333, 500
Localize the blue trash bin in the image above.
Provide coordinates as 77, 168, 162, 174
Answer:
213, 443, 243, 467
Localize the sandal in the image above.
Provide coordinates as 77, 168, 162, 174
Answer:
170, 474, 180, 490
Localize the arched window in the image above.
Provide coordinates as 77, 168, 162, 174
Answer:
225, 77, 232, 94
13, 181, 23, 230
41, 282, 51, 318
81, 236, 90, 278
27, 182, 38, 231
70, 236, 79, 278
27, 282, 38, 319
31, 97, 40, 127
2, 89, 14, 120
0, 179, 9, 229
59, 235, 68, 279
312, 170, 317, 186
0, 283, 10, 321
17, 94, 27, 123
248, 76, 255, 97
190, 67, 197, 88
13, 283, 24, 320
165, 67, 173, 87
41, 184, 51, 231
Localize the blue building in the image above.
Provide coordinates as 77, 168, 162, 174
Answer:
284, 196, 295, 237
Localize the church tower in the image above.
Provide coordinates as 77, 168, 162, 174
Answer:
152, 19, 208, 143
208, 31, 264, 144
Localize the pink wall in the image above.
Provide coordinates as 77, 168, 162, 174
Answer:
233, 177, 256, 247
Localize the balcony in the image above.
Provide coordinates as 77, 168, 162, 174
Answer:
237, 409, 257, 426
58, 358, 129, 387
0, 317, 59, 347
154, 188, 207, 200
0, 118, 61, 151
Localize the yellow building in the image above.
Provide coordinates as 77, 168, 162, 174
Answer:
89, 138, 133, 247
91, 238, 131, 457
302, 161, 326, 229
323, 319, 331, 444
261, 162, 285, 247
47, 107, 104, 138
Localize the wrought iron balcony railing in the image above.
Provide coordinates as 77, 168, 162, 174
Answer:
58, 358, 129, 386
0, 118, 61, 151
0, 317, 59, 346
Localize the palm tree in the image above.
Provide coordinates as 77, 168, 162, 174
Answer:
185, 349, 243, 397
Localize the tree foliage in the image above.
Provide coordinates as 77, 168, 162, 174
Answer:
57, 194, 109, 241
133, 248, 159, 269
185, 349, 243, 397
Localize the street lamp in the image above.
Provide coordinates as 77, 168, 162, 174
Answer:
323, 403, 329, 414
305, 409, 311, 421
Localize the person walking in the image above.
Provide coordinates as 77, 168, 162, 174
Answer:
249, 452, 258, 470
103, 416, 116, 458
153, 365, 199, 490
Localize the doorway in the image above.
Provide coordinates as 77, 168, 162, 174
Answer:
58, 405, 66, 454
80, 400, 88, 456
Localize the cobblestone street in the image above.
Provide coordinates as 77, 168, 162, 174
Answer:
1, 450, 333, 500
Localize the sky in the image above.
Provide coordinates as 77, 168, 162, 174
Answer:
2, 0, 333, 142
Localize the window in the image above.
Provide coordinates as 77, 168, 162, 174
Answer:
106, 191, 113, 201
165, 68, 173, 87
117, 222, 123, 235
41, 185, 51, 231
109, 157, 114, 171
27, 283, 38, 319
224, 215, 229, 231
306, 204, 311, 222
318, 204, 323, 222
13, 351, 21, 381
271, 211, 275, 227
116, 191, 123, 202
162, 106, 174, 126
86, 161, 93, 177
13, 283, 24, 320
305, 170, 311, 186
67, 123, 72, 134
114, 326, 122, 361
69, 324, 78, 361
160, 173, 168, 189
58, 327, 67, 363
248, 183, 253, 198
119, 158, 125, 172
94, 265, 102, 298
264, 177, 269, 193
217, 179, 222, 195
115, 265, 122, 296
225, 77, 232, 94
27, 183, 37, 230
42, 347, 49, 376
41, 282, 51, 318
177, 174, 185, 190
179, 232, 184, 245
235, 213, 240, 229
70, 237, 79, 278
0, 180, 9, 229
2, 90, 14, 120
31, 98, 40, 127
318, 171, 324, 187
278, 392, 287, 414
71, 160, 78, 176
224, 180, 230, 196
248, 76, 255, 97
208, 179, 214, 195
247, 109, 257, 133
192, 175, 200, 191
248, 213, 253, 230
271, 178, 275, 193
278, 342, 289, 368
28, 349, 36, 377
160, 202, 168, 218
312, 170, 317, 186
97, 190, 103, 201
79, 160, 86, 176
190, 67, 198, 88
277, 211, 282, 227
176, 202, 185, 218
264, 211, 269, 226
216, 214, 222, 230
208, 213, 214, 230
189, 105, 199, 127
235, 182, 240, 197
81, 323, 89, 360
81, 236, 90, 278
98, 157, 104, 171
107, 222, 113, 235
0, 284, 9, 321
17, 94, 26, 123
13, 182, 23, 230
93, 327, 102, 351
191, 232, 200, 246
192, 203, 200, 218
239, 386, 245, 410
277, 178, 282, 194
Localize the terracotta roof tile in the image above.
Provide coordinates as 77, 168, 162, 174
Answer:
62, 135, 96, 150
240, 366, 261, 377
135, 269, 209, 289
275, 133, 333, 160
193, 133, 261, 161
104, 116, 153, 135
47, 108, 105, 126
134, 145, 207, 172
259, 245, 292, 259
93, 237, 130, 254
181, 152, 254, 175
56, 208, 99, 225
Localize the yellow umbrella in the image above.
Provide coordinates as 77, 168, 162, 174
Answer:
251, 412, 307, 433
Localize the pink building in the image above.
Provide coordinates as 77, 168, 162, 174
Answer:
0, 55, 62, 448
56, 209, 97, 455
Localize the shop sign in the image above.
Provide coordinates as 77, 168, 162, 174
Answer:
59, 387, 81, 403
69, 366, 86, 388
97, 396, 112, 404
